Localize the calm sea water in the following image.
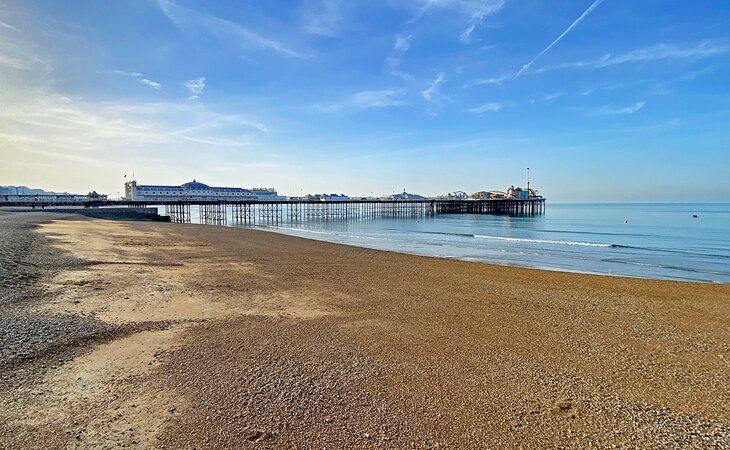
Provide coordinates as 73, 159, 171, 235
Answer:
215, 203, 730, 283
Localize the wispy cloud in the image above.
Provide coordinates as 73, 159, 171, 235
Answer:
137, 78, 161, 89
536, 41, 730, 73
0, 20, 20, 32
0, 35, 52, 72
113, 69, 142, 77
0, 53, 28, 70
412, 0, 505, 43
302, 0, 342, 37
0, 88, 269, 171
184, 76, 206, 99
459, 0, 506, 44
12, 147, 122, 167
351, 89, 406, 109
422, 72, 448, 104
514, 0, 604, 78
468, 102, 502, 113
113, 69, 161, 90
157, 0, 305, 58
394, 33, 413, 52
312, 89, 407, 112
212, 161, 280, 171
182, 135, 250, 147
384, 34, 415, 81
542, 92, 563, 102
594, 101, 646, 115
462, 74, 509, 88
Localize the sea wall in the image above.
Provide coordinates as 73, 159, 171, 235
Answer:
0, 207, 167, 221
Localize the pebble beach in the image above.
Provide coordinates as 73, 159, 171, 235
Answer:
1, 211, 728, 449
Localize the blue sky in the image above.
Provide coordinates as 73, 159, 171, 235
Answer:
1, 0, 729, 201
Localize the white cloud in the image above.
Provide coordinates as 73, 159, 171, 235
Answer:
536, 41, 730, 73
515, 0, 604, 78
184, 76, 206, 99
113, 69, 143, 77
385, 34, 415, 80
0, 36, 52, 71
410, 0, 505, 43
182, 135, 250, 147
351, 89, 406, 109
212, 161, 280, 171
462, 74, 508, 87
157, 0, 305, 58
422, 72, 448, 104
113, 70, 162, 90
0, 20, 20, 32
11, 146, 122, 167
394, 34, 413, 52
313, 89, 407, 112
542, 92, 563, 102
460, 0, 505, 44
468, 102, 502, 113
0, 89, 268, 156
302, 0, 342, 37
309, 102, 343, 113
137, 78, 162, 89
594, 101, 646, 115
0, 53, 28, 70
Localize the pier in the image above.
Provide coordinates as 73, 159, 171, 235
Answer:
146, 198, 546, 224
86, 198, 543, 224
1, 198, 545, 224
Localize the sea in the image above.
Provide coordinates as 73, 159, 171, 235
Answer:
197, 203, 730, 284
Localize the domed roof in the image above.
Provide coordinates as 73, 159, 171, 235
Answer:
180, 179, 210, 190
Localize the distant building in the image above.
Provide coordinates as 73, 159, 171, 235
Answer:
387, 190, 428, 200
304, 193, 350, 201
0, 185, 72, 196
0, 194, 90, 204
527, 188, 541, 198
0, 186, 101, 204
471, 191, 492, 200
445, 191, 468, 200
323, 194, 350, 202
124, 179, 285, 201
507, 186, 529, 200
87, 191, 107, 201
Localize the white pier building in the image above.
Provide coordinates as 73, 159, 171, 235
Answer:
124, 179, 285, 202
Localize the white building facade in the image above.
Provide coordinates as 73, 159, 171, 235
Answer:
124, 180, 285, 202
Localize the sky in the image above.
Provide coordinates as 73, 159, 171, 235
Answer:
1, 0, 729, 201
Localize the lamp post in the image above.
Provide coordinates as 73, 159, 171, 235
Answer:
527, 167, 530, 193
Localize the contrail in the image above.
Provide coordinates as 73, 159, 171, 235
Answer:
514, 0, 605, 79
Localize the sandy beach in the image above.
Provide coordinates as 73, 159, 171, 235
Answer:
1, 211, 728, 449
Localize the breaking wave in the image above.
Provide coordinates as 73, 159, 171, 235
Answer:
472, 234, 621, 248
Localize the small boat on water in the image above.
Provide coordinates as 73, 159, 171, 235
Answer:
692, 214, 698, 218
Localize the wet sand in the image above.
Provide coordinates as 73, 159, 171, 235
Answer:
1, 212, 728, 449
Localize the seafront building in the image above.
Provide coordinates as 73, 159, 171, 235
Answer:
124, 179, 285, 202
0, 185, 107, 204
0, 191, 107, 204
